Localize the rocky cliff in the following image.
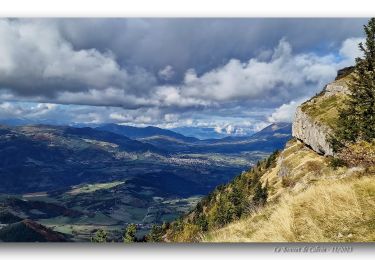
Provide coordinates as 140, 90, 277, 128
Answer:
292, 67, 353, 156
164, 66, 375, 243
292, 106, 333, 155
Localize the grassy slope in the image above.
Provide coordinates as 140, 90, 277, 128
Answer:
165, 150, 279, 242
166, 69, 375, 243
300, 73, 352, 129
204, 139, 375, 242
166, 137, 375, 242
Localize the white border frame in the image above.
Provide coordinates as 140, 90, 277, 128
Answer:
1, 0, 375, 259
0, 0, 374, 17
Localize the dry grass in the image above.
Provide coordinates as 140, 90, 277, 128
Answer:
204, 176, 375, 242
300, 74, 352, 129
303, 94, 349, 129
260, 139, 345, 201
199, 73, 375, 243
204, 137, 375, 243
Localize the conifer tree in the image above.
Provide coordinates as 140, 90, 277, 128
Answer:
334, 18, 375, 149
253, 180, 268, 206
146, 224, 164, 242
123, 223, 137, 243
91, 229, 108, 243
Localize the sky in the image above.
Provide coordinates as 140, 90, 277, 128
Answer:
0, 18, 368, 135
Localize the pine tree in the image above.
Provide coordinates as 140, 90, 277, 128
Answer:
196, 215, 208, 232
253, 180, 268, 206
123, 223, 137, 243
91, 229, 108, 243
263, 180, 269, 201
146, 224, 164, 242
334, 18, 375, 149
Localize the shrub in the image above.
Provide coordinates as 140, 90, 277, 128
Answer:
329, 157, 347, 169
281, 176, 296, 188
338, 141, 375, 168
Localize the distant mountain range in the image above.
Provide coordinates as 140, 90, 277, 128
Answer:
0, 117, 257, 140
171, 126, 249, 140
0, 122, 291, 193
97, 122, 292, 154
97, 124, 198, 143
0, 121, 291, 241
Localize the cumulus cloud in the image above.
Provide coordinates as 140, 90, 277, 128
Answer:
161, 39, 345, 107
263, 38, 364, 125
0, 19, 156, 108
214, 125, 223, 134
253, 122, 271, 132
158, 65, 175, 81
0, 19, 365, 111
339, 37, 364, 64
0, 18, 369, 133
214, 123, 256, 136
0, 101, 57, 120
58, 18, 367, 79
164, 113, 179, 122
214, 125, 234, 134
267, 99, 306, 123
109, 112, 133, 122
225, 125, 234, 135
0, 102, 24, 117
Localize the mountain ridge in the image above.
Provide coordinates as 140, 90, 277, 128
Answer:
96, 124, 199, 143
292, 67, 353, 156
162, 67, 375, 243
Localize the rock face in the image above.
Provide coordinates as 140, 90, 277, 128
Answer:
292, 68, 354, 156
323, 66, 352, 97
323, 82, 350, 97
292, 107, 333, 156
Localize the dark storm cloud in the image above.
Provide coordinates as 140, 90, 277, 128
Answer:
58, 18, 367, 80
0, 18, 369, 129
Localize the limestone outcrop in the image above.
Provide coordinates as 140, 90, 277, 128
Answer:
292, 68, 353, 156
292, 106, 333, 155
